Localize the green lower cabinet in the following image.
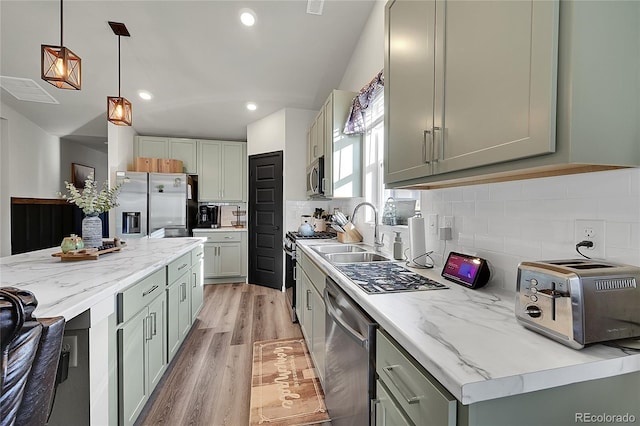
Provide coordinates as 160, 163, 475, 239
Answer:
118, 292, 167, 426
147, 294, 167, 390
375, 380, 413, 426
190, 262, 203, 323
167, 272, 192, 362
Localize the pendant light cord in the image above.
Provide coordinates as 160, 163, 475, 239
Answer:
118, 35, 121, 97
60, 0, 63, 46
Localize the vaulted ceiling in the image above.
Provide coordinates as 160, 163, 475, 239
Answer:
0, 0, 375, 148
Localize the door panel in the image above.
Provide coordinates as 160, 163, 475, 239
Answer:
248, 151, 283, 289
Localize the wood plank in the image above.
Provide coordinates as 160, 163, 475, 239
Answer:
138, 283, 305, 425
11, 197, 68, 205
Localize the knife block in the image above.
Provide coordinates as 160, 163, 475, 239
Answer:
337, 222, 363, 243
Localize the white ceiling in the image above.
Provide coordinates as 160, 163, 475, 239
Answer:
0, 0, 375, 150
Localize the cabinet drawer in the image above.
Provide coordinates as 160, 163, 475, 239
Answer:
376, 330, 457, 426
118, 268, 166, 324
168, 252, 191, 284
298, 250, 326, 295
204, 232, 242, 243
191, 245, 204, 266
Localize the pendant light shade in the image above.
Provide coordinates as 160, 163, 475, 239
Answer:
41, 0, 81, 90
107, 96, 132, 126
107, 21, 132, 126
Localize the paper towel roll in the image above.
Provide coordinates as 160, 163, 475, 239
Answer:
408, 214, 426, 266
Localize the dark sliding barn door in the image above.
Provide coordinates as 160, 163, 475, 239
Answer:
248, 151, 283, 289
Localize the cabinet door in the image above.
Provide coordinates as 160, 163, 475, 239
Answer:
190, 262, 204, 322
297, 268, 312, 343
177, 277, 192, 340
136, 136, 169, 159
217, 242, 242, 277
384, 0, 436, 184
310, 286, 325, 385
375, 381, 413, 426
221, 142, 245, 201
147, 294, 166, 390
118, 308, 148, 426
323, 96, 334, 197
203, 243, 218, 278
308, 119, 318, 164
166, 282, 181, 361
198, 140, 222, 201
315, 108, 325, 160
169, 138, 197, 174
433, 0, 557, 174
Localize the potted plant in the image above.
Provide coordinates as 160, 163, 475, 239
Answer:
58, 172, 122, 248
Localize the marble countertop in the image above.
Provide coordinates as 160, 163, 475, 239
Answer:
297, 239, 640, 405
0, 237, 205, 320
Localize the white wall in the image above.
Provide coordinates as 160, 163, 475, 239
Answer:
60, 140, 109, 186
0, 102, 62, 256
420, 168, 640, 293
107, 123, 137, 236
246, 109, 286, 156
338, 0, 385, 92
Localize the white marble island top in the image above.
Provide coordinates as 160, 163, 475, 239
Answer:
297, 240, 640, 405
0, 237, 204, 320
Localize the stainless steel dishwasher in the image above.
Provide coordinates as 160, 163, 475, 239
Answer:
324, 277, 377, 425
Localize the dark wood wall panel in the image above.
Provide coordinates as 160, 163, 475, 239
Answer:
10, 198, 109, 255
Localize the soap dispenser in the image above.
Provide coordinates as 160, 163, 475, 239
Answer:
393, 231, 404, 260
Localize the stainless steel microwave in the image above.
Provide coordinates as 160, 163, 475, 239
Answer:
306, 156, 324, 197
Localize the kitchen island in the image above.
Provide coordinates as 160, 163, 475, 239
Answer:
297, 240, 640, 425
0, 237, 205, 426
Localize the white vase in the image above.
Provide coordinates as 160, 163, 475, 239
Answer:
82, 214, 103, 248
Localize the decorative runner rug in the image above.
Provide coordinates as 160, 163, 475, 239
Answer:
249, 338, 330, 425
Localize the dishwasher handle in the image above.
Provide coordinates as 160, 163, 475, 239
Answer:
324, 287, 368, 348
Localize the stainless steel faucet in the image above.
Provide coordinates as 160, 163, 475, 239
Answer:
351, 202, 383, 251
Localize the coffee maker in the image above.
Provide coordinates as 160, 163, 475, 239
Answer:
197, 205, 220, 228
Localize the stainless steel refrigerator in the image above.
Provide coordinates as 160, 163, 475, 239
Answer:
115, 171, 192, 239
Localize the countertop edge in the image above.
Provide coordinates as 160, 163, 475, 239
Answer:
296, 240, 640, 405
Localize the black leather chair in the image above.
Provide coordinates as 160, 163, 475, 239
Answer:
1, 287, 65, 426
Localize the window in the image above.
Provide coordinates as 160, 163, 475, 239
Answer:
361, 90, 419, 222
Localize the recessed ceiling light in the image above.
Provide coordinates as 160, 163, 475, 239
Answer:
138, 90, 153, 100
240, 9, 256, 26
246, 102, 257, 111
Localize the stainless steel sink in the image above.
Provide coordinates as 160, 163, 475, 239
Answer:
324, 252, 392, 263
312, 244, 367, 254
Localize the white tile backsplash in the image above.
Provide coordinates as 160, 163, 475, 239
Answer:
420, 168, 640, 293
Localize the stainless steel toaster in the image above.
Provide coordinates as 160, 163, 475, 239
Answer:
515, 259, 640, 349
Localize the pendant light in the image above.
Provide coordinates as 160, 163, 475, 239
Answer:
107, 21, 132, 126
41, 0, 81, 90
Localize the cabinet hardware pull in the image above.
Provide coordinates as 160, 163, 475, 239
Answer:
433, 126, 442, 162
306, 289, 311, 310
142, 285, 159, 297
150, 312, 157, 336
224, 236, 233, 239
181, 283, 187, 302
423, 130, 433, 164
293, 266, 297, 281
178, 263, 188, 271
145, 316, 153, 341
193, 273, 197, 287
383, 365, 422, 404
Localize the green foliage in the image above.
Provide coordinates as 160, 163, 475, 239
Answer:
58, 172, 122, 215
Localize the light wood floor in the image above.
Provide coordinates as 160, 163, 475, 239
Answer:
136, 283, 303, 426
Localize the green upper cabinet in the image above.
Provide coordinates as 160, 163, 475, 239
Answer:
134, 136, 170, 159
198, 140, 246, 202
134, 136, 198, 174
385, 0, 559, 185
385, 0, 640, 188
169, 138, 198, 174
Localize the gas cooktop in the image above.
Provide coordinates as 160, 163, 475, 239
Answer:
336, 262, 448, 294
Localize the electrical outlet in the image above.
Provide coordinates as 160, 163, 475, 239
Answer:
428, 214, 438, 235
574, 219, 605, 259
443, 216, 454, 228
62, 335, 78, 368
